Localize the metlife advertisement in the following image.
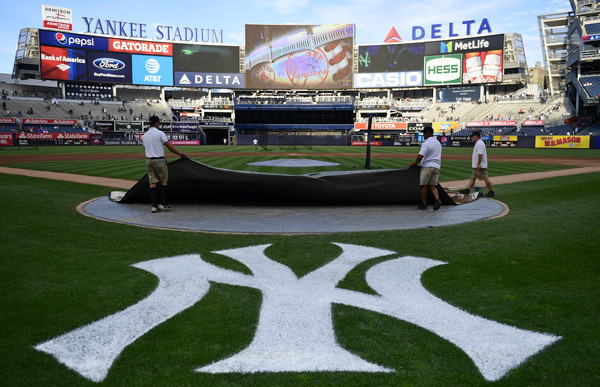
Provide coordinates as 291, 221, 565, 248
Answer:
131, 55, 173, 86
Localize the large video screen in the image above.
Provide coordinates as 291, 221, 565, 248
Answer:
245, 24, 354, 89
355, 42, 425, 88
173, 44, 239, 73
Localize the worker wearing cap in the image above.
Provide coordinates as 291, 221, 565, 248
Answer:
410, 126, 442, 210
142, 115, 185, 213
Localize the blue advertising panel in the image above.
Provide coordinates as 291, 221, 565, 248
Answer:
437, 86, 481, 102
39, 29, 109, 50
40, 46, 87, 81
131, 55, 173, 86
86, 51, 132, 84
174, 71, 244, 88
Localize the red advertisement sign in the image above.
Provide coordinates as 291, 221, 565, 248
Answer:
523, 120, 545, 126
354, 122, 408, 130
0, 133, 13, 146
16, 133, 89, 140
109, 39, 172, 55
21, 118, 78, 125
465, 121, 517, 127
351, 141, 383, 146
0, 117, 16, 123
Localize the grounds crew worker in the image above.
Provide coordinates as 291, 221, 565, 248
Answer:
142, 115, 186, 213
410, 126, 442, 210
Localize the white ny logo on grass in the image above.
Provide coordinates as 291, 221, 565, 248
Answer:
36, 243, 560, 382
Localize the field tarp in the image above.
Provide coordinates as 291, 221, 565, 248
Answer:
116, 158, 456, 205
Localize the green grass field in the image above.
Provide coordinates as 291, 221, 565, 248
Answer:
1, 146, 599, 386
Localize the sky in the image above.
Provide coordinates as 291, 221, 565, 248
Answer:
0, 0, 572, 76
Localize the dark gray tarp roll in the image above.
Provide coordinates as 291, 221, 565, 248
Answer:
117, 158, 456, 205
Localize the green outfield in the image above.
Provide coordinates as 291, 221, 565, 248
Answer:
1, 146, 599, 386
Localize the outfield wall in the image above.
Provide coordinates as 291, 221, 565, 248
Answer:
1, 132, 598, 149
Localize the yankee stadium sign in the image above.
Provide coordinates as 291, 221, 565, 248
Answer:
82, 17, 224, 43
35, 243, 560, 383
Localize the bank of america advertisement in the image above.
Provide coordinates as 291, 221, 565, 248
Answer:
40, 45, 87, 81
245, 24, 354, 89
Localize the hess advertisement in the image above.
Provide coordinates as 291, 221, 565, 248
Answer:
245, 24, 354, 89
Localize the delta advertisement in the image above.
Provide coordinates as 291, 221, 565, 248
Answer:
245, 24, 355, 89
535, 136, 590, 149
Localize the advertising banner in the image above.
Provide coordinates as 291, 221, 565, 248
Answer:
115, 121, 143, 131
433, 122, 460, 133
42, 5, 72, 31
40, 29, 108, 50
437, 86, 481, 102
94, 121, 115, 131
523, 120, 544, 126
0, 133, 13, 146
358, 43, 425, 73
86, 51, 132, 84
424, 54, 462, 85
407, 122, 433, 133
166, 133, 201, 145
0, 118, 16, 124
172, 122, 199, 132
425, 34, 505, 55
16, 132, 89, 140
102, 131, 143, 145
462, 50, 502, 84
109, 39, 172, 56
354, 122, 407, 130
351, 141, 383, 146
173, 43, 239, 73
535, 136, 590, 149
353, 72, 422, 88
245, 24, 354, 89
132, 55, 173, 86
174, 72, 244, 88
491, 135, 517, 147
466, 121, 517, 127
41, 45, 87, 81
22, 118, 78, 125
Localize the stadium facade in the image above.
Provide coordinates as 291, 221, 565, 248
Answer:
3, 8, 599, 149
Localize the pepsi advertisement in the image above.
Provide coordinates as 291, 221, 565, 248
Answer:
39, 29, 109, 50
86, 51, 131, 84
132, 54, 173, 86
40, 46, 87, 81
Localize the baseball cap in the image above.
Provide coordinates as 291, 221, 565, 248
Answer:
422, 126, 434, 134
149, 115, 160, 124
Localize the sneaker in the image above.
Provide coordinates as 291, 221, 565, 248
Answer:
151, 206, 158, 213
418, 204, 427, 210
485, 191, 495, 197
459, 188, 470, 195
433, 199, 441, 210
158, 204, 172, 211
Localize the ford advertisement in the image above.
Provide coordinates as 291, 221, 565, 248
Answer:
86, 51, 132, 84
